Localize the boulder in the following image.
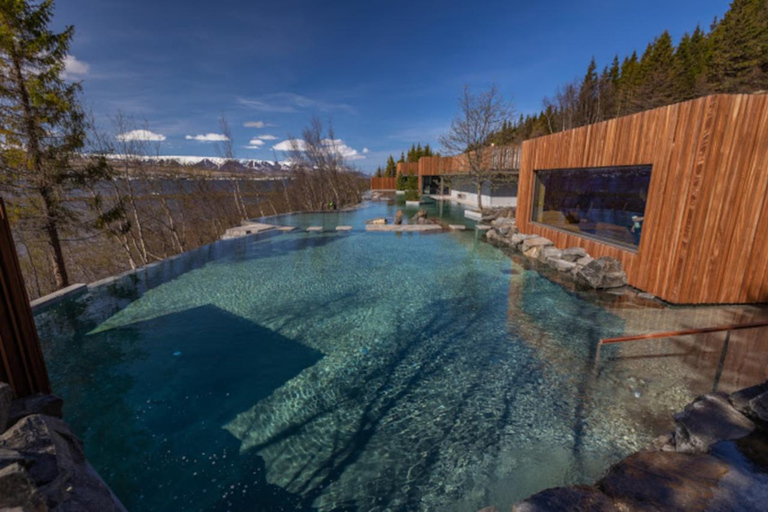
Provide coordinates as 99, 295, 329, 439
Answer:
538, 246, 562, 265
748, 391, 768, 423
510, 233, 537, 248
521, 237, 553, 253
394, 211, 403, 225
0, 463, 48, 512
575, 257, 627, 289
673, 393, 755, 454
598, 451, 730, 512
411, 210, 428, 222
550, 258, 577, 273
523, 245, 544, 260
8, 395, 63, 429
0, 383, 12, 433
729, 382, 768, 415
560, 247, 589, 262
0, 414, 126, 512
576, 255, 595, 267
512, 485, 618, 512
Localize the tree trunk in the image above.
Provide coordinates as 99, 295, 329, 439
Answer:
40, 187, 69, 288
476, 180, 484, 211
12, 51, 69, 289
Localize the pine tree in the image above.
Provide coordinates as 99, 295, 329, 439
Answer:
0, 0, 89, 289
577, 58, 599, 125
708, 0, 768, 92
385, 155, 397, 177
635, 32, 676, 110
398, 152, 405, 163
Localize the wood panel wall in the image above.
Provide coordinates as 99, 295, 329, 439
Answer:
0, 197, 52, 397
517, 94, 768, 305
370, 177, 397, 190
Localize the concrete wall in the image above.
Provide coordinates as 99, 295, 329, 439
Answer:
450, 181, 517, 208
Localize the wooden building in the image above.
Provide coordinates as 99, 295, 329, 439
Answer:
516, 94, 768, 305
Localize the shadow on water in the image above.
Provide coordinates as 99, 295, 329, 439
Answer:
41, 304, 323, 512
224, 277, 547, 511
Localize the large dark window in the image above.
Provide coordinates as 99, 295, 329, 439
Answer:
531, 165, 652, 249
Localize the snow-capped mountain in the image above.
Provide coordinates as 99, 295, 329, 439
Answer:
105, 154, 291, 173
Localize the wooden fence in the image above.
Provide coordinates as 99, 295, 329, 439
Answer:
517, 94, 768, 304
370, 177, 397, 190
0, 197, 51, 397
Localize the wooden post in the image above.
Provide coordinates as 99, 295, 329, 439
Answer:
0, 197, 52, 397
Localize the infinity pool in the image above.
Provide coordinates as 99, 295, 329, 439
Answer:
34, 199, 768, 512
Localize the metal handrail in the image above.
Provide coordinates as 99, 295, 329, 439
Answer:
594, 321, 768, 391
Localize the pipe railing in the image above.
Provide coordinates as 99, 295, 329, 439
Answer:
595, 321, 768, 390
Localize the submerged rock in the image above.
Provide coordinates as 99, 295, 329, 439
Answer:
511, 485, 618, 511
598, 451, 730, 511
673, 393, 755, 454
575, 257, 627, 289
365, 217, 387, 225
394, 211, 403, 225
538, 246, 561, 265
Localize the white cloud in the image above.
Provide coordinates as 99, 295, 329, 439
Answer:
256, 134, 278, 140
273, 139, 305, 151
244, 121, 265, 128
185, 133, 229, 142
243, 146, 262, 150
63, 55, 90, 77
247, 138, 265, 146
116, 129, 166, 142
362, 147, 370, 154
272, 138, 365, 160
239, 93, 355, 114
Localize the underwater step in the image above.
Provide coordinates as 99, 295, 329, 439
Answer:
476, 224, 492, 230
306, 226, 324, 232
448, 224, 467, 231
277, 226, 296, 232
221, 223, 277, 239
365, 224, 442, 232
336, 226, 353, 231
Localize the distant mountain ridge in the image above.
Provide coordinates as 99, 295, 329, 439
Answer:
105, 154, 291, 173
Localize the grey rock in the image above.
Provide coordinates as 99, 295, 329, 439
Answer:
0, 383, 12, 433
647, 433, 675, 452
8, 395, 63, 429
512, 485, 618, 512
560, 247, 588, 262
0, 463, 48, 512
550, 258, 577, 273
0, 415, 126, 512
0, 414, 84, 489
510, 233, 536, 248
521, 236, 553, 252
576, 257, 627, 289
638, 292, 656, 300
674, 393, 755, 454
497, 225, 514, 236
729, 382, 768, 415
748, 391, 768, 423
598, 451, 731, 512
523, 245, 545, 260
538, 246, 562, 265
576, 255, 595, 267
410, 210, 428, 222
0, 448, 26, 471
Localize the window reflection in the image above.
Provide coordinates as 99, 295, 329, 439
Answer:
531, 165, 652, 249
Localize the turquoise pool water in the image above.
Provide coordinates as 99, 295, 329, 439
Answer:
34, 199, 768, 512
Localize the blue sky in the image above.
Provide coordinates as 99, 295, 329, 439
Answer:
55, 0, 731, 172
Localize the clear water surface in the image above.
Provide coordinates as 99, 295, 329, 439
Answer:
34, 198, 768, 512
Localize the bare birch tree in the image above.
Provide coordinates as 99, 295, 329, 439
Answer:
439, 85, 510, 210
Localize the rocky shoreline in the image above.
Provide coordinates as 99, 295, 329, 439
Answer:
476, 382, 768, 511
0, 384, 126, 512
484, 214, 630, 290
